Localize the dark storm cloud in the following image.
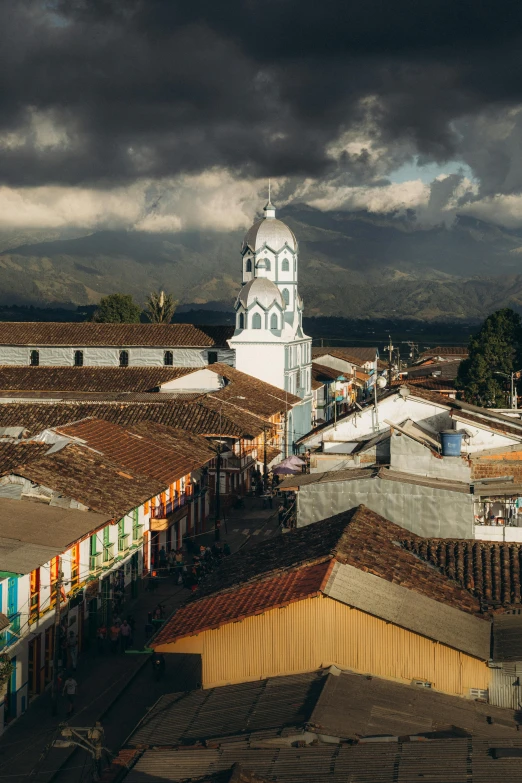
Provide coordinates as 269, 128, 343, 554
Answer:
2, 0, 522, 187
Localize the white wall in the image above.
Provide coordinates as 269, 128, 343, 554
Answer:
0, 346, 235, 368
303, 393, 522, 454
234, 343, 285, 390
161, 369, 222, 391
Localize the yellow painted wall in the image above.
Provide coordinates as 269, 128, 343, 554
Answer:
158, 595, 489, 697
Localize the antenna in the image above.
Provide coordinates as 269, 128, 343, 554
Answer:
268, 178, 271, 203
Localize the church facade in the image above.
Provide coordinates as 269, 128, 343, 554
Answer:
229, 198, 313, 444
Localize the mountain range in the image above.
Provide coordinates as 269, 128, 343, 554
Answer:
2, 205, 522, 320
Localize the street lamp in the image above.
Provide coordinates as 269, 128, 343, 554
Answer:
494, 370, 522, 409
374, 375, 387, 431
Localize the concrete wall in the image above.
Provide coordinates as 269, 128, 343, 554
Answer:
296, 476, 475, 538
390, 431, 472, 482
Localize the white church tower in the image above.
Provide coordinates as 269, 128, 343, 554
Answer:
229, 194, 313, 439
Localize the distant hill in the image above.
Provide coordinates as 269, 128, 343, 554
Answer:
1, 205, 522, 320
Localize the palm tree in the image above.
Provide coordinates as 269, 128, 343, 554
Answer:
145, 290, 178, 323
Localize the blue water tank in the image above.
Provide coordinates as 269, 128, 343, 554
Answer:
440, 430, 463, 457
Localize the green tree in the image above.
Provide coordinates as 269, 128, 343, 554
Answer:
145, 290, 178, 323
93, 294, 142, 323
456, 308, 522, 407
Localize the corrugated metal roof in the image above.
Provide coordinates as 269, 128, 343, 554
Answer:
324, 562, 490, 659
493, 614, 522, 661
128, 672, 327, 747
125, 739, 522, 783
0, 497, 107, 573
278, 466, 470, 494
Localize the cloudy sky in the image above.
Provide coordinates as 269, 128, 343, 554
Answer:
3, 0, 522, 234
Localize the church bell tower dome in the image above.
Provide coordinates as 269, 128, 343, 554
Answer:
241, 199, 297, 253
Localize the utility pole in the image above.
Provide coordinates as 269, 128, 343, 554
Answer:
263, 426, 268, 488
54, 723, 107, 781
214, 446, 221, 542
51, 559, 64, 716
386, 335, 394, 388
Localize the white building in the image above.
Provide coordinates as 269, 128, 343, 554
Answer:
0, 323, 234, 368
229, 198, 313, 440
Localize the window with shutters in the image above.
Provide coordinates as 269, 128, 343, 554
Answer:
29, 570, 40, 624
70, 544, 79, 589
246, 258, 252, 272
282, 289, 289, 305
270, 313, 278, 330
252, 313, 262, 329
282, 259, 289, 271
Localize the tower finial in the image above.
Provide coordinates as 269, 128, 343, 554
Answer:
264, 179, 276, 218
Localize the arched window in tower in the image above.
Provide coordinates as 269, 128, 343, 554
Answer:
239, 312, 245, 329
270, 313, 278, 330
246, 258, 252, 272
252, 313, 262, 329
264, 258, 271, 271
282, 288, 290, 306
164, 350, 174, 366
119, 350, 129, 367
282, 258, 289, 272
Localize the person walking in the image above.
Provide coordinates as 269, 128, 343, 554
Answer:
67, 630, 78, 671
109, 622, 120, 654
63, 675, 78, 716
96, 624, 107, 654
120, 619, 132, 651
158, 546, 167, 572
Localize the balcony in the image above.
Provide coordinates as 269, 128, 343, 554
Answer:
0, 614, 22, 649
90, 553, 102, 573
151, 493, 187, 519
132, 524, 144, 543
103, 543, 115, 564
118, 534, 130, 554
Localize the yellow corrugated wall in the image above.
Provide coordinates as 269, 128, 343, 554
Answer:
163, 595, 489, 696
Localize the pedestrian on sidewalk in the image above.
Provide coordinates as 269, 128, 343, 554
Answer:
63, 675, 78, 716
67, 630, 78, 671
159, 546, 167, 572
109, 622, 120, 654
96, 624, 107, 654
120, 619, 132, 651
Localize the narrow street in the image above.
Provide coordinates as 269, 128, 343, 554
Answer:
0, 499, 280, 783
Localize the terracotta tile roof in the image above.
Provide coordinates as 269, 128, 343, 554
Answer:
0, 441, 48, 473
0, 366, 197, 393
394, 378, 456, 392
406, 360, 462, 381
0, 322, 234, 347
311, 363, 339, 382
54, 418, 214, 484
312, 347, 377, 364
206, 364, 301, 416
400, 537, 522, 609
451, 409, 522, 438
10, 442, 164, 518
154, 560, 334, 644
0, 400, 266, 439
420, 346, 469, 359
311, 378, 323, 391
189, 506, 481, 616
